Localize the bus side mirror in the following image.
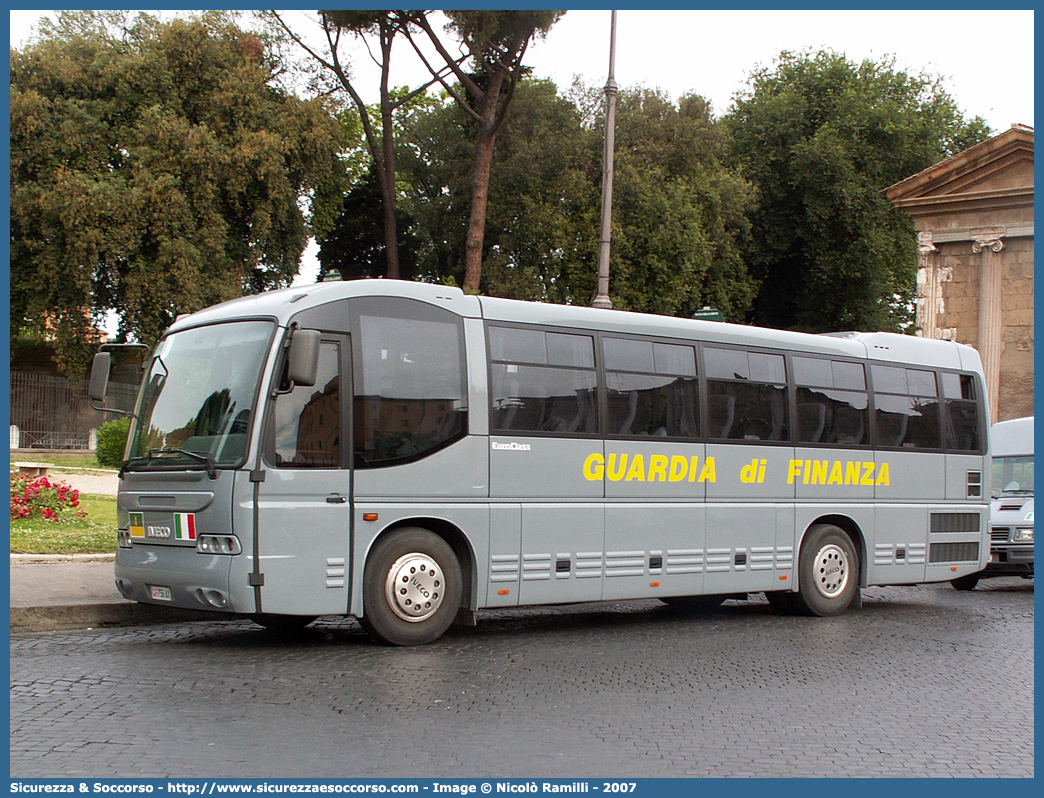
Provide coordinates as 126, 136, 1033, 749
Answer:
287, 329, 320, 387
89, 352, 111, 403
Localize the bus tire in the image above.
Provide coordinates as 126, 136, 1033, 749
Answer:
360, 527, 462, 646
793, 524, 859, 616
250, 614, 317, 632
660, 594, 727, 610
951, 574, 980, 591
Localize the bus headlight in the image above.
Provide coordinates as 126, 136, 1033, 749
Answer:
196, 535, 242, 555
1012, 527, 1034, 543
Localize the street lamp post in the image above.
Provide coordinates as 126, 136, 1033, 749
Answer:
592, 10, 618, 310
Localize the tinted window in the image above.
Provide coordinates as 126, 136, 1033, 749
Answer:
604, 337, 654, 373
704, 347, 748, 380
353, 299, 467, 467
871, 365, 942, 450
874, 395, 941, 449
605, 337, 698, 438
872, 365, 936, 396
489, 326, 546, 364
942, 372, 983, 452
705, 347, 787, 442
492, 365, 598, 433
795, 387, 869, 446
654, 343, 697, 377
272, 342, 341, 468
490, 326, 598, 435
793, 358, 869, 446
547, 331, 595, 368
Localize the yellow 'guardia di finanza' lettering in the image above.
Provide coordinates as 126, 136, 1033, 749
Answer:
786, 459, 890, 486
583, 453, 716, 483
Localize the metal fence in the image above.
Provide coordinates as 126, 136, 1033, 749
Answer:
10, 371, 138, 450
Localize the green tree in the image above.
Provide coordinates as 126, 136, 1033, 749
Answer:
391, 79, 755, 320
10, 11, 341, 373
405, 11, 565, 292
726, 50, 991, 333
396, 79, 597, 301
263, 11, 454, 279
606, 88, 756, 319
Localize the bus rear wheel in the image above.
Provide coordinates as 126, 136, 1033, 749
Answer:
360, 527, 462, 646
792, 524, 859, 616
951, 574, 980, 591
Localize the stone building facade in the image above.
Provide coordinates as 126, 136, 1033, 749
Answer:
886, 124, 1034, 423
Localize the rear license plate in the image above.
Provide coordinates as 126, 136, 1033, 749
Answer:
149, 585, 172, 601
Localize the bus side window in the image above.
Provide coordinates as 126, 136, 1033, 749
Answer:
604, 337, 699, 439
490, 326, 598, 435
941, 372, 983, 452
792, 356, 869, 447
271, 342, 341, 468
353, 300, 468, 468
871, 366, 941, 450
704, 347, 787, 442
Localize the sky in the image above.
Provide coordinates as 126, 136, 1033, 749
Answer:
9, 7, 1036, 287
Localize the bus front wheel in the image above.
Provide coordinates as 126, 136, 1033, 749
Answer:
361, 527, 462, 646
793, 524, 859, 616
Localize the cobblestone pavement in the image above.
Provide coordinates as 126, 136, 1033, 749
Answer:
10, 579, 1033, 778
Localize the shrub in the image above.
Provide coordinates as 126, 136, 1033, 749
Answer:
10, 472, 87, 523
95, 416, 131, 468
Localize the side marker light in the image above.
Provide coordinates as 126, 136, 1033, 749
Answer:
498, 589, 510, 595
779, 575, 788, 580
363, 513, 378, 522
650, 582, 660, 588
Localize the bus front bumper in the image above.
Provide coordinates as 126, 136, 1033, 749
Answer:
115, 544, 241, 613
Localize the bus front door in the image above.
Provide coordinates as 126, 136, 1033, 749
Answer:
251, 334, 353, 617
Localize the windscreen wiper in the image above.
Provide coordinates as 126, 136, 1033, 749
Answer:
120, 448, 218, 479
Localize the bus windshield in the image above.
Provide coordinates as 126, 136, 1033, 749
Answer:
125, 321, 275, 470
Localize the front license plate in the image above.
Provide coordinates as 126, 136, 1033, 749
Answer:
149, 585, 172, 602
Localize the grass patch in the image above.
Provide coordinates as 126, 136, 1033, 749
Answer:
10, 452, 113, 471
9, 493, 118, 554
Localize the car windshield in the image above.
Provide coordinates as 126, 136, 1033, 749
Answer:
992, 455, 1034, 497
125, 321, 274, 469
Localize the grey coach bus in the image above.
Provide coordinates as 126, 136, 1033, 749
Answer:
90, 279, 991, 645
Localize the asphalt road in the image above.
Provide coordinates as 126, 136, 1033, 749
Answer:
10, 579, 1033, 779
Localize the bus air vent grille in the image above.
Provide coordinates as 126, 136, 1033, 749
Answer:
930, 512, 980, 534
928, 542, 980, 563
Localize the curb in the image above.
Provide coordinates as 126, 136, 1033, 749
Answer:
11, 553, 115, 563
10, 603, 237, 633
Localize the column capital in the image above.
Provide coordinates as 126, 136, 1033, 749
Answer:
971, 228, 1006, 253
917, 231, 937, 253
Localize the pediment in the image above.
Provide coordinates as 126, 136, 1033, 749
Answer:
886, 125, 1033, 205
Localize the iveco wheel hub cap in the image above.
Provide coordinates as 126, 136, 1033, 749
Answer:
386, 553, 444, 622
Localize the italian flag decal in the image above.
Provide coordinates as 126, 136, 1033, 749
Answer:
129, 512, 145, 539
173, 513, 197, 541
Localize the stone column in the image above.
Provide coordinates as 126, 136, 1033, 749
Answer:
972, 229, 1005, 423
915, 231, 938, 336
